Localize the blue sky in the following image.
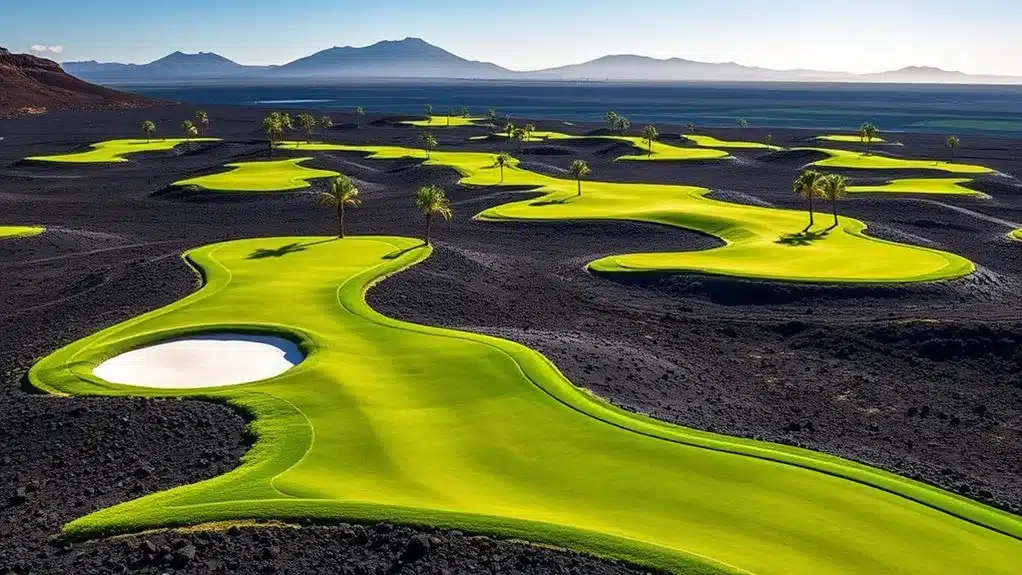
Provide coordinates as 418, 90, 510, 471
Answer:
2, 0, 1020, 75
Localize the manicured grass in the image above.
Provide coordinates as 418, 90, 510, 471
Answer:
401, 116, 488, 127
802, 147, 993, 174
815, 134, 891, 144
26, 138, 221, 164
470, 131, 731, 162
0, 225, 44, 239
847, 178, 984, 197
279, 142, 972, 284
1010, 229, 1022, 241
173, 158, 339, 192
31, 236, 1022, 575
682, 135, 781, 150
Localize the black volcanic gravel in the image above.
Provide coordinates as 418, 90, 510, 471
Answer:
2, 104, 1021, 573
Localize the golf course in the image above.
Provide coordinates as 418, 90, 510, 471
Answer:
4, 104, 1022, 575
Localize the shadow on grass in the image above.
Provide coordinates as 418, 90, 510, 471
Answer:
383, 242, 427, 260
776, 228, 832, 246
247, 238, 337, 259
530, 197, 573, 206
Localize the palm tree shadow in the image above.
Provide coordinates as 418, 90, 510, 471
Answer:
247, 238, 338, 260
776, 229, 831, 246
383, 243, 427, 260
530, 197, 571, 206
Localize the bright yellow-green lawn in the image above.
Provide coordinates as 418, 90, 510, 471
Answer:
1011, 229, 1022, 241
683, 135, 781, 150
470, 130, 730, 162
30, 236, 1022, 575
280, 142, 972, 284
803, 147, 993, 174
847, 178, 984, 197
0, 225, 44, 239
815, 134, 890, 144
173, 158, 339, 192
26, 138, 221, 163
401, 115, 487, 127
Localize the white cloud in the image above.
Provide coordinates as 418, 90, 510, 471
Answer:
30, 45, 64, 54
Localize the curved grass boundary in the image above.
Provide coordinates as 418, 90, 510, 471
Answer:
800, 147, 993, 174
26, 138, 221, 164
466, 131, 731, 162
847, 178, 985, 197
0, 225, 44, 239
401, 116, 487, 128
29, 236, 1022, 575
276, 142, 972, 284
1010, 229, 1022, 241
682, 135, 781, 150
172, 158, 339, 192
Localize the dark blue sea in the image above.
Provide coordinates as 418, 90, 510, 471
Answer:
121, 81, 1022, 137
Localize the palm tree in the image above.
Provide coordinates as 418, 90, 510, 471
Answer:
765, 134, 774, 147
321, 175, 361, 238
615, 116, 630, 134
524, 123, 536, 139
687, 122, 696, 134
793, 170, 824, 229
487, 108, 498, 123
819, 173, 847, 228
946, 135, 960, 163
194, 110, 209, 135
460, 106, 470, 118
504, 121, 516, 140
736, 118, 749, 141
570, 159, 591, 197
495, 152, 513, 182
263, 115, 283, 158
424, 104, 433, 123
860, 123, 879, 155
512, 127, 527, 152
415, 184, 452, 245
297, 113, 317, 144
642, 125, 659, 156
181, 120, 198, 150
141, 120, 156, 143
421, 131, 437, 159
319, 115, 333, 136
605, 111, 619, 131
353, 106, 365, 127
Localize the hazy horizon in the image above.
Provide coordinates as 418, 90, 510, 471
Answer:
3, 0, 1021, 76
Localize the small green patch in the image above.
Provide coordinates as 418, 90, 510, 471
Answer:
27, 138, 221, 164
847, 178, 983, 197
0, 225, 44, 239
172, 157, 339, 192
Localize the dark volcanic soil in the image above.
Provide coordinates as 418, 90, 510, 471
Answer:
1, 104, 1021, 573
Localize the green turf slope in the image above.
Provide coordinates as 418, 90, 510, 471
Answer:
0, 225, 44, 239
27, 139, 221, 163
277, 143, 972, 284
683, 135, 780, 150
401, 115, 487, 127
30, 236, 1022, 575
466, 131, 731, 162
801, 148, 993, 174
173, 158, 339, 192
847, 178, 984, 197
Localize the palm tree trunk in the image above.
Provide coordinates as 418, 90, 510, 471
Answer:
338, 203, 345, 238
577, 179, 582, 197
832, 198, 838, 227
808, 194, 815, 228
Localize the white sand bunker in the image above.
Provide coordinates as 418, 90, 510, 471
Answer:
93, 333, 303, 388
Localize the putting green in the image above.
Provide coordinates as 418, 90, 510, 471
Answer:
847, 178, 984, 197
682, 135, 780, 150
274, 142, 972, 284
467, 131, 730, 162
26, 138, 221, 164
815, 134, 891, 144
401, 115, 487, 127
173, 158, 339, 192
31, 236, 1022, 575
802, 147, 993, 174
0, 225, 44, 239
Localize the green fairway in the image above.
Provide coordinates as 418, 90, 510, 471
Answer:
31, 236, 1022, 575
802, 147, 993, 174
682, 135, 780, 149
847, 178, 984, 197
274, 142, 972, 283
26, 138, 221, 164
468, 130, 731, 162
1011, 229, 1022, 241
401, 115, 487, 127
0, 225, 44, 239
815, 134, 891, 144
173, 158, 339, 192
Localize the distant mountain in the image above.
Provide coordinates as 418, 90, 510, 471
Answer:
59, 39, 1022, 85
64, 51, 271, 82
270, 38, 513, 79
0, 47, 156, 118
